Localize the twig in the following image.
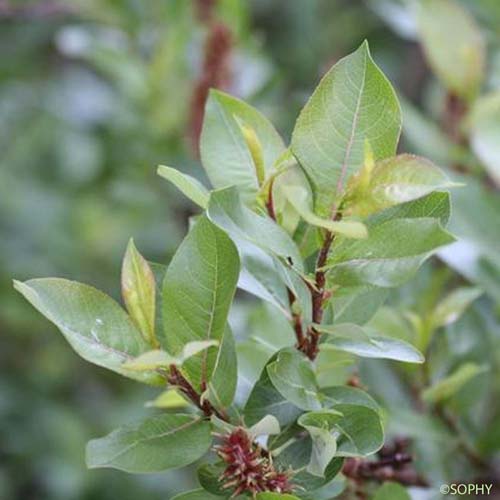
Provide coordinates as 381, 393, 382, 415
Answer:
288, 289, 307, 350
265, 183, 306, 351
188, 22, 233, 156
301, 210, 342, 360
168, 364, 228, 421
343, 438, 428, 488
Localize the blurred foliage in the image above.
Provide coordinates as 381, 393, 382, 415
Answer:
1, 0, 499, 499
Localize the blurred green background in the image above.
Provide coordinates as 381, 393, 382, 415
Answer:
1, 1, 499, 499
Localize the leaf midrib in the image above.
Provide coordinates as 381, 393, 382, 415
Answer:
96, 417, 202, 466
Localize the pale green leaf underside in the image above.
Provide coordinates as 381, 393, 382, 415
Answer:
318, 323, 425, 363
283, 185, 367, 239
208, 187, 311, 317
145, 390, 188, 409
122, 340, 219, 371
322, 386, 380, 413
267, 349, 322, 411
237, 242, 291, 315
157, 165, 209, 209
162, 215, 239, 392
244, 353, 302, 427
332, 403, 384, 457
14, 278, 161, 385
291, 41, 401, 215
298, 410, 342, 476
200, 89, 285, 203
86, 414, 212, 472
203, 325, 238, 409
248, 415, 281, 438
208, 187, 303, 270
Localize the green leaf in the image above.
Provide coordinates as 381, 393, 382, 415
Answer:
249, 415, 281, 438
157, 165, 209, 209
238, 242, 291, 315
273, 434, 344, 491
171, 490, 223, 500
257, 494, 301, 500
333, 403, 384, 457
197, 463, 228, 496
371, 190, 451, 226
318, 323, 424, 363
86, 414, 212, 472
326, 217, 455, 287
145, 390, 188, 409
468, 91, 500, 186
321, 386, 380, 413
347, 154, 454, 216
298, 410, 342, 476
208, 187, 303, 270
208, 187, 311, 319
315, 349, 355, 388
122, 349, 175, 370
13, 278, 161, 385
203, 325, 238, 409
244, 353, 302, 427
237, 118, 266, 186
200, 89, 285, 203
416, 0, 485, 100
282, 185, 367, 239
121, 239, 157, 347
291, 41, 401, 215
332, 285, 388, 325
162, 215, 239, 392
267, 349, 322, 411
431, 286, 483, 329
148, 261, 167, 335
197, 463, 248, 498
373, 482, 410, 500
122, 340, 218, 371
422, 363, 489, 403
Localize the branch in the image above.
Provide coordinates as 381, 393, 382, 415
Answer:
265, 184, 306, 350
188, 22, 233, 156
168, 364, 228, 421
343, 438, 428, 488
301, 210, 342, 360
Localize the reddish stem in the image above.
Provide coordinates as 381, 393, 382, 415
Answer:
265, 176, 277, 221
168, 364, 227, 421
288, 289, 306, 350
301, 211, 342, 360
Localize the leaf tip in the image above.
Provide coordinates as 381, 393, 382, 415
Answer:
358, 39, 370, 54
12, 279, 24, 291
